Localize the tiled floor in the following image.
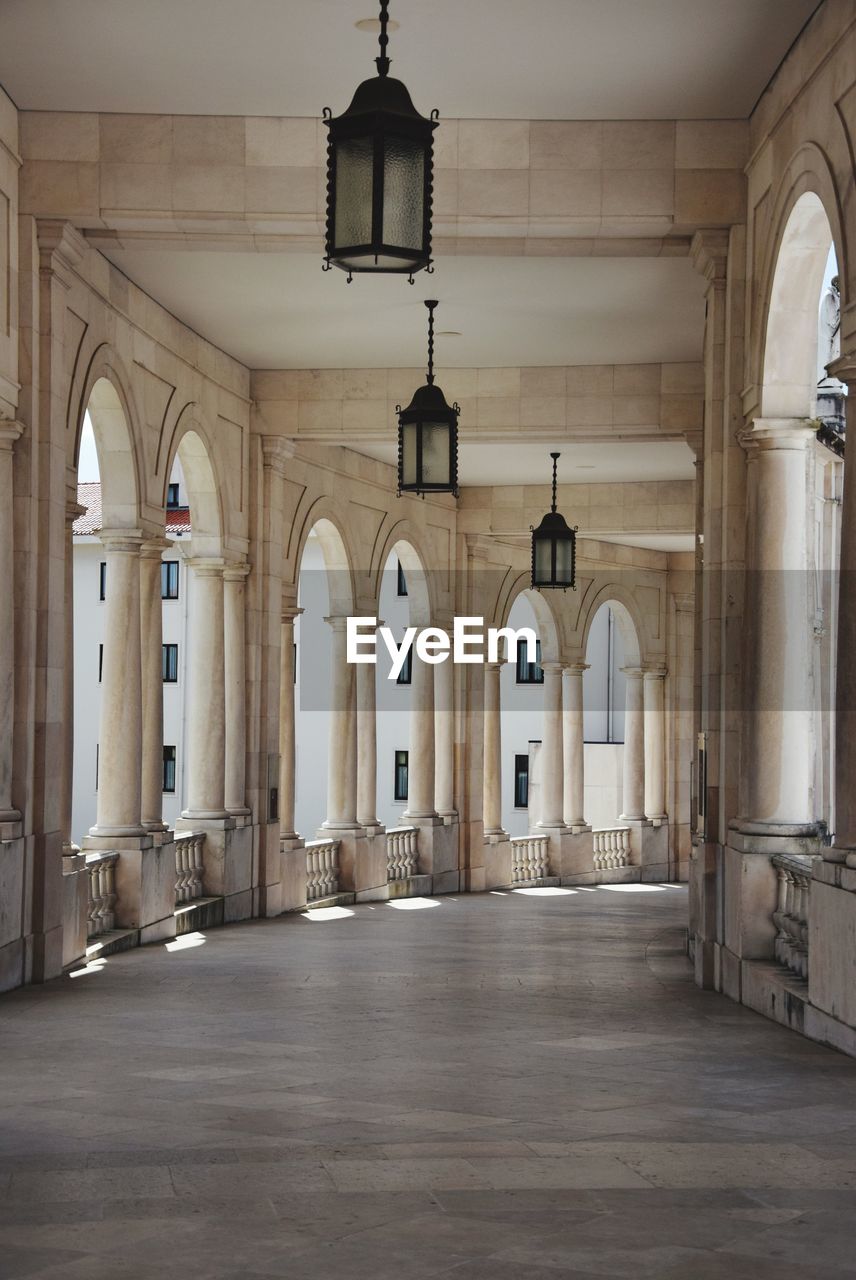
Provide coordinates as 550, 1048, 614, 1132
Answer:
2, 884, 856, 1278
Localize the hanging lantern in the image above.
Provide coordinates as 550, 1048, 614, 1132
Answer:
397, 300, 459, 496
531, 452, 577, 590
323, 0, 438, 282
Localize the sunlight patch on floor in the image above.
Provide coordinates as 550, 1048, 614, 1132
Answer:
165, 931, 206, 951
387, 897, 442, 910
301, 906, 356, 922
512, 886, 577, 896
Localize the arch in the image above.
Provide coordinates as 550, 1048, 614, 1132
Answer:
373, 521, 436, 626
759, 150, 846, 419
166, 408, 224, 558
72, 347, 142, 531
579, 584, 644, 669
494, 571, 561, 663
294, 502, 356, 617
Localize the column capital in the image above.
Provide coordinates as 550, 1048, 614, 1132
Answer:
0, 419, 24, 451
66, 499, 87, 526
99, 528, 144, 553
643, 666, 667, 681
323, 614, 350, 632
186, 556, 226, 577
261, 435, 296, 475
484, 660, 504, 673
140, 535, 172, 559
223, 561, 251, 582
826, 352, 856, 386
738, 418, 816, 453
539, 660, 564, 675
620, 665, 645, 679
281, 604, 304, 624
563, 662, 590, 675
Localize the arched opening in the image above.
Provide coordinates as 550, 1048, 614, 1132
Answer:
70, 377, 140, 846
760, 191, 844, 838
376, 542, 432, 827
496, 586, 560, 836
583, 602, 629, 829
294, 517, 355, 836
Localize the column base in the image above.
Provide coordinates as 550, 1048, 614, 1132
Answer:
83, 832, 153, 852
409, 816, 459, 893
732, 817, 820, 840
180, 809, 232, 823
86, 825, 149, 841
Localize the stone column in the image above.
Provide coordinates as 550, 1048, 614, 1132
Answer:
224, 563, 251, 818
60, 492, 85, 849
563, 663, 588, 831
322, 616, 359, 829
279, 605, 301, 841
620, 668, 645, 821
643, 668, 667, 821
737, 420, 816, 834
828, 362, 856, 862
0, 423, 23, 832
139, 538, 170, 834
89, 531, 146, 837
404, 646, 437, 821
434, 651, 456, 818
482, 662, 504, 835
538, 662, 566, 829
182, 559, 229, 820
356, 620, 381, 830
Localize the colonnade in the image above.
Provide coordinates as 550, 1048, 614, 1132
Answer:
481, 655, 668, 836
81, 539, 251, 848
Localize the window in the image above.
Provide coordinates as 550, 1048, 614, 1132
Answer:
294, 641, 297, 684
162, 643, 178, 683
166, 482, 180, 509
516, 637, 543, 684
162, 746, 176, 794
95, 743, 99, 792
99, 562, 106, 601
396, 560, 408, 596
394, 750, 409, 802
161, 561, 179, 600
514, 755, 530, 809
98, 644, 103, 683
396, 647, 412, 685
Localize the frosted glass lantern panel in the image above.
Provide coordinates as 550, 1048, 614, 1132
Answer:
555, 538, 574, 583
420, 422, 449, 486
534, 538, 553, 581
383, 135, 424, 250
401, 423, 418, 487
334, 136, 373, 248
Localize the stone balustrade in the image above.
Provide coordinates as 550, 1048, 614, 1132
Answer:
85, 851, 118, 938
593, 826, 632, 870
305, 838, 340, 903
511, 835, 550, 884
772, 853, 813, 980
175, 832, 205, 904
387, 826, 419, 881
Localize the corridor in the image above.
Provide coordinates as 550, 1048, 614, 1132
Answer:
2, 888, 856, 1279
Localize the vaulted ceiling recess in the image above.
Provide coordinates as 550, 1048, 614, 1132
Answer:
323, 0, 438, 282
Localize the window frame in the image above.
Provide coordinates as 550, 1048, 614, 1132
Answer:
162, 745, 176, 794
99, 561, 106, 601
166, 482, 180, 509
396, 559, 408, 597
396, 647, 413, 686
516, 637, 544, 685
161, 560, 179, 600
162, 643, 179, 683
394, 749, 409, 802
514, 754, 530, 809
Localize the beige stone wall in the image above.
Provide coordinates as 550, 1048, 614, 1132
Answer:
17, 111, 746, 253
0, 87, 18, 422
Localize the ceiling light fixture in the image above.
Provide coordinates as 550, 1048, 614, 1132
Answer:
531, 452, 577, 591
397, 301, 459, 497
323, 0, 438, 282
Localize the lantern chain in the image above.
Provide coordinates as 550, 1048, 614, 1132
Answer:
425, 299, 437, 385
377, 0, 391, 76
551, 451, 560, 513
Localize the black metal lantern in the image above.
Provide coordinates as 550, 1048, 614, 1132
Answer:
397, 301, 459, 496
531, 452, 577, 590
323, 1, 438, 282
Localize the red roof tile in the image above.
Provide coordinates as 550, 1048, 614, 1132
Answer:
73, 482, 192, 536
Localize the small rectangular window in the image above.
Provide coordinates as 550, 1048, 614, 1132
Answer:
514, 754, 530, 809
99, 562, 106, 601
394, 749, 409, 802
161, 561, 179, 600
162, 643, 179, 683
516, 638, 544, 684
95, 743, 99, 792
397, 560, 408, 597
98, 644, 103, 683
163, 745, 176, 794
166, 482, 180, 509
396, 647, 413, 686
294, 641, 297, 684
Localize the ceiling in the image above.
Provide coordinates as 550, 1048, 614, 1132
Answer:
101, 250, 706, 369
0, 0, 819, 120
355, 439, 697, 487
